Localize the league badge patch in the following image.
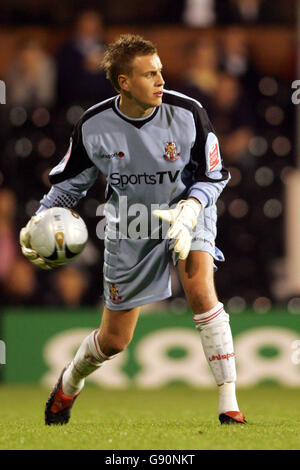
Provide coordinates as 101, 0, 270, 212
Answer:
163, 142, 180, 162
208, 142, 220, 172
109, 283, 122, 303
61, 140, 72, 168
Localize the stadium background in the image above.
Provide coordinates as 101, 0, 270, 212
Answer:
0, 0, 299, 390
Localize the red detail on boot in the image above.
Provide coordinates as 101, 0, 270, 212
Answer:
223, 411, 246, 423
50, 387, 76, 414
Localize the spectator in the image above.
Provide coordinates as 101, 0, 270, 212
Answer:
230, 0, 262, 24
6, 40, 56, 108
48, 266, 89, 307
56, 9, 113, 107
0, 188, 18, 282
179, 39, 220, 114
210, 72, 255, 166
216, 0, 294, 25
219, 27, 260, 99
1, 258, 40, 306
182, 0, 216, 27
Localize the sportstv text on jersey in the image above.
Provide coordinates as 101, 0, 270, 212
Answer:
109, 170, 180, 187
96, 196, 180, 240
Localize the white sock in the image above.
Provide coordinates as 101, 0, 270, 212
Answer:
194, 302, 237, 385
218, 382, 239, 415
194, 302, 239, 414
62, 330, 111, 396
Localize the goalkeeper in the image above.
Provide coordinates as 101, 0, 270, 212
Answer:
20, 34, 246, 426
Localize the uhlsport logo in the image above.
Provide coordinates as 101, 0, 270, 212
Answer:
163, 142, 180, 162
209, 352, 235, 362
101, 151, 125, 159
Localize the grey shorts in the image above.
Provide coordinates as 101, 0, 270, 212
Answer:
103, 205, 224, 310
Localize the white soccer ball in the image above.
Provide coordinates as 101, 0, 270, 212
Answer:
29, 207, 88, 267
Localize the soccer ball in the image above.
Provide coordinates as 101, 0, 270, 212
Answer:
29, 207, 88, 267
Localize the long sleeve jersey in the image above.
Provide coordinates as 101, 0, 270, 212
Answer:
39, 89, 230, 237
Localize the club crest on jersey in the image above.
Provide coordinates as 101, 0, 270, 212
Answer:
163, 142, 180, 162
109, 283, 122, 303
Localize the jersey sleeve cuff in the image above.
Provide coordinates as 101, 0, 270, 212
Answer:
187, 188, 209, 208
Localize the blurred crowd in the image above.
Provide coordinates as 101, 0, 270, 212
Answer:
0, 0, 294, 26
0, 7, 296, 311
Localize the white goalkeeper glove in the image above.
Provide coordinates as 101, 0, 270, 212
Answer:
152, 199, 201, 260
19, 217, 53, 270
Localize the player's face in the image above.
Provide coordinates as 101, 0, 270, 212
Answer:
120, 54, 165, 115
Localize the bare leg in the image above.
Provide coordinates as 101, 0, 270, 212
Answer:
62, 305, 141, 395
98, 306, 141, 356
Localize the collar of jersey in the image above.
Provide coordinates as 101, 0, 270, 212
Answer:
112, 96, 159, 128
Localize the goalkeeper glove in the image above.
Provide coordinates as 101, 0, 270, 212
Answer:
19, 216, 53, 270
152, 199, 201, 260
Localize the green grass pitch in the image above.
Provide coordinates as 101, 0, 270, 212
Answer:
0, 385, 299, 450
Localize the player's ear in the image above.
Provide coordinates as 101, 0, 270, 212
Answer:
118, 74, 130, 92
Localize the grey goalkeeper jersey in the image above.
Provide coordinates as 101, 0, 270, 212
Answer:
40, 90, 230, 236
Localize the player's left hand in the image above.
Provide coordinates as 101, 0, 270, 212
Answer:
19, 218, 53, 270
152, 199, 202, 260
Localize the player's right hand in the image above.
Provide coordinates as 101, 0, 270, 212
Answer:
19, 218, 53, 270
152, 198, 201, 260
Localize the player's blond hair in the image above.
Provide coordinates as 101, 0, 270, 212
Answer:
102, 34, 157, 91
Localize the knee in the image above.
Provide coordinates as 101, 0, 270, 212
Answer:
187, 287, 218, 314
98, 332, 132, 357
